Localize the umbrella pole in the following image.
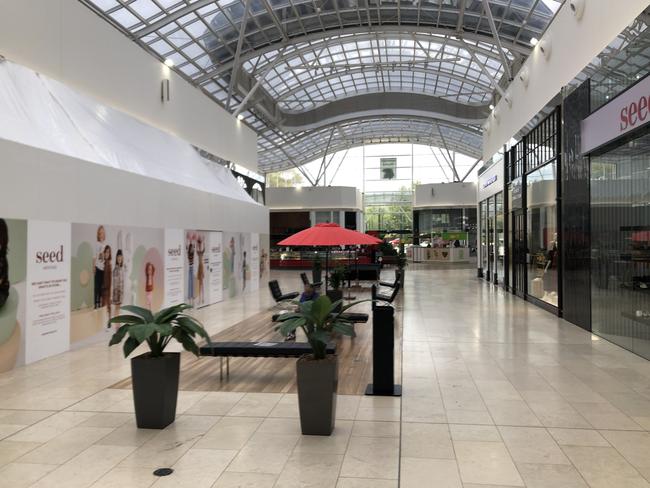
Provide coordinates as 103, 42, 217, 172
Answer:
325, 248, 329, 294
355, 248, 360, 289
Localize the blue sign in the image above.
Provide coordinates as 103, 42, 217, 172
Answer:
482, 174, 497, 189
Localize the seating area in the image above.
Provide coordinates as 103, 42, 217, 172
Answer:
111, 268, 403, 395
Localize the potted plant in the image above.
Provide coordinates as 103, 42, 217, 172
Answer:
108, 303, 210, 429
326, 266, 346, 311
277, 296, 365, 436
312, 253, 322, 284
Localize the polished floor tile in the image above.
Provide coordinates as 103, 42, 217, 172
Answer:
0, 267, 649, 487
400, 457, 462, 488
453, 440, 524, 487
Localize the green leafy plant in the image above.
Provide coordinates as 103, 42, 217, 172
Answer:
277, 296, 368, 359
329, 266, 346, 290
108, 304, 210, 358
379, 241, 397, 256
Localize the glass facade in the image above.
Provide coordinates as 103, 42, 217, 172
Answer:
526, 162, 559, 306
478, 194, 504, 284
480, 200, 488, 276
417, 208, 477, 247
495, 193, 505, 283
591, 133, 650, 360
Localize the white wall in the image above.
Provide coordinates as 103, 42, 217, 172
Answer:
483, 0, 649, 159
413, 182, 477, 208
266, 187, 363, 211
0, 0, 258, 172
0, 139, 268, 234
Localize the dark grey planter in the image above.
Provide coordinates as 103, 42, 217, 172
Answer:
326, 289, 343, 312
312, 268, 322, 285
131, 352, 180, 429
296, 355, 338, 436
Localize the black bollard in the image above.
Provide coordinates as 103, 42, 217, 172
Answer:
365, 298, 401, 396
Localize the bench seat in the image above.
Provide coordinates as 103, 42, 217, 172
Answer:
199, 341, 336, 379
272, 312, 369, 323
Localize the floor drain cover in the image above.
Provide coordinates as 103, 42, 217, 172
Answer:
153, 468, 174, 477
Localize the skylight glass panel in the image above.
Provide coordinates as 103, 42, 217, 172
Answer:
109, 7, 141, 28
130, 0, 161, 19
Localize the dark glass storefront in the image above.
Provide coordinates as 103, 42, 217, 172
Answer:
477, 26, 650, 361
590, 133, 650, 359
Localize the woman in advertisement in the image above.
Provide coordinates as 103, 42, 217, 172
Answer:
0, 219, 8, 309
93, 225, 106, 309
145, 262, 155, 310
186, 234, 195, 305
111, 250, 124, 319
102, 245, 112, 317
242, 251, 247, 291
196, 234, 205, 305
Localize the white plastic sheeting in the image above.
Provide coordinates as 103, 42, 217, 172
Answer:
0, 60, 255, 203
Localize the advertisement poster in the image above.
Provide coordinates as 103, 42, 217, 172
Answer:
250, 233, 260, 292
260, 234, 270, 285
207, 231, 223, 305
24, 220, 71, 364
0, 218, 27, 372
164, 229, 184, 307
222, 232, 252, 299
70, 223, 164, 345
184, 230, 210, 308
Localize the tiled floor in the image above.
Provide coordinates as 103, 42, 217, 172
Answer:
0, 267, 650, 487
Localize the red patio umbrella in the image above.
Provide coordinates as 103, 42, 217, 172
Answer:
277, 223, 381, 292
277, 223, 381, 247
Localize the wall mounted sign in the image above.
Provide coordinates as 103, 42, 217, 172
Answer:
482, 175, 498, 189
478, 159, 504, 202
581, 74, 650, 154
380, 158, 397, 180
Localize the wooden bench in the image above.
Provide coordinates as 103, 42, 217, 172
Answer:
199, 341, 337, 380
271, 312, 369, 323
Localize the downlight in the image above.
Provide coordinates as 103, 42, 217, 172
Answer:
519, 66, 530, 88
569, 0, 585, 20
492, 106, 501, 123
539, 38, 552, 59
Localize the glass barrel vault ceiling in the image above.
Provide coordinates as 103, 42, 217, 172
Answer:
81, 0, 562, 173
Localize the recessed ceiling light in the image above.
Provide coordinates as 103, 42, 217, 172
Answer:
164, 58, 175, 67
237, 114, 244, 121
530, 37, 539, 46
489, 104, 495, 110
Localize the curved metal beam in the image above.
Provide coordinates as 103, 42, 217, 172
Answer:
277, 92, 490, 132
259, 117, 483, 171
273, 64, 494, 104
197, 25, 529, 82
260, 133, 482, 173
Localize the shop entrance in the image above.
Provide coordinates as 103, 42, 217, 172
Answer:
512, 211, 526, 298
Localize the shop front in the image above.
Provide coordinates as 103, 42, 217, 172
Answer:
477, 158, 504, 284
580, 74, 650, 360
478, 108, 562, 314
506, 109, 562, 312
